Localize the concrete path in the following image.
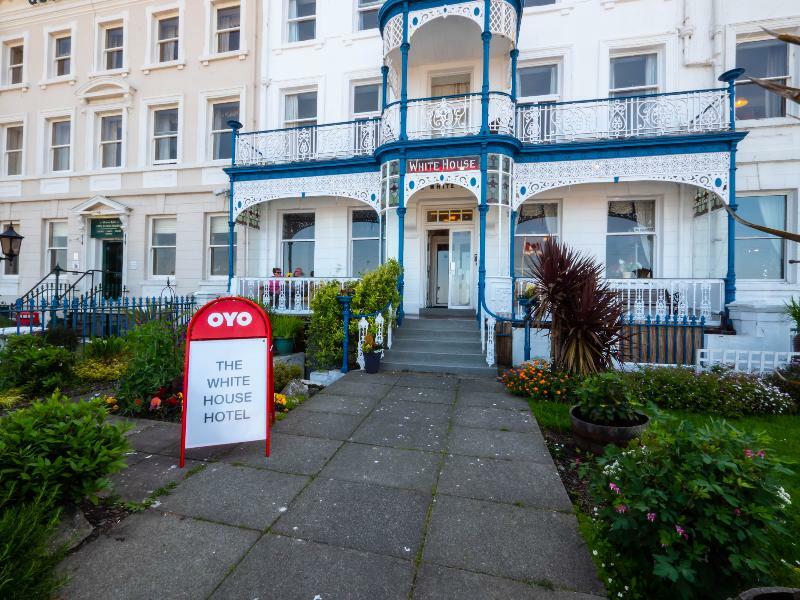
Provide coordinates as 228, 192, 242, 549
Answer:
61, 371, 605, 600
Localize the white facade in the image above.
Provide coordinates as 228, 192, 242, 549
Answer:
1, 0, 799, 350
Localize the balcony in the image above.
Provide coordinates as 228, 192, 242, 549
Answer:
231, 88, 731, 168
517, 89, 729, 145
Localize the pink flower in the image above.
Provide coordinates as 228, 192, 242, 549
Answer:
647, 512, 657, 523
150, 397, 162, 410
756, 450, 766, 458
744, 448, 754, 458
609, 483, 621, 494
675, 525, 689, 540
734, 508, 742, 517
616, 504, 628, 514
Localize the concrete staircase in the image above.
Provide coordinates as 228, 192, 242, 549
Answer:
382, 316, 497, 377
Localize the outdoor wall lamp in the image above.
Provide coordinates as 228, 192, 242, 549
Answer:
0, 224, 23, 263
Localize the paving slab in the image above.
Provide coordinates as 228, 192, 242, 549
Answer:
222, 434, 342, 475
321, 443, 440, 493
272, 477, 430, 559
372, 398, 452, 423
273, 409, 364, 440
385, 385, 457, 404
211, 533, 414, 600
456, 378, 507, 394
125, 421, 181, 454
60, 511, 259, 600
457, 390, 531, 410
324, 378, 393, 399
340, 370, 404, 386
397, 372, 458, 389
159, 462, 309, 530
109, 453, 201, 503
448, 425, 552, 462
350, 413, 449, 452
295, 392, 379, 416
438, 454, 572, 510
423, 495, 604, 594
413, 563, 604, 600
454, 405, 537, 432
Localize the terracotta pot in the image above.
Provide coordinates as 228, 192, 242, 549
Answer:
735, 587, 800, 600
364, 351, 381, 374
570, 405, 649, 454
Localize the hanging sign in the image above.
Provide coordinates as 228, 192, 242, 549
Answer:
180, 297, 273, 467
90, 218, 123, 239
407, 156, 479, 174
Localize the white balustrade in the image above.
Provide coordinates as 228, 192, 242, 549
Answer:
406, 93, 483, 140
381, 103, 400, 145
517, 89, 729, 144
514, 277, 724, 324
235, 119, 379, 166
696, 349, 800, 374
236, 277, 360, 314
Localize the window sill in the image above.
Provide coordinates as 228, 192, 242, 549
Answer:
0, 82, 29, 93
39, 76, 77, 89
142, 60, 186, 74
200, 50, 248, 65
274, 39, 324, 54
522, 2, 574, 16
343, 30, 380, 45
737, 117, 798, 129
0, 174, 24, 181
151, 161, 179, 168
88, 68, 130, 78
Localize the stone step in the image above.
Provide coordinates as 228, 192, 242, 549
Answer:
391, 329, 481, 343
400, 318, 479, 333
381, 359, 497, 378
389, 338, 483, 354
384, 349, 490, 368
418, 308, 476, 319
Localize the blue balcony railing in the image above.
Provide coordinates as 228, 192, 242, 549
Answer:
232, 88, 731, 167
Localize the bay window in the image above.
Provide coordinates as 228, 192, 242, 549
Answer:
606, 200, 655, 279
514, 202, 559, 277
281, 213, 315, 276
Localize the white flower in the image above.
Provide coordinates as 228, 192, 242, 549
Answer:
777, 486, 792, 507
593, 550, 598, 556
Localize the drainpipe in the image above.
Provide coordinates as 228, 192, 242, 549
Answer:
381, 64, 389, 110
510, 49, 519, 101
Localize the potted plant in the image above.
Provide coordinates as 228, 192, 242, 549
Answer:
362, 333, 383, 374
271, 314, 304, 356
570, 371, 649, 453
784, 297, 800, 352
517, 282, 539, 310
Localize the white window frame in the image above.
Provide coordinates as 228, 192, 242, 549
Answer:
198, 87, 246, 163
209, 99, 240, 161
283, 87, 318, 128
93, 13, 129, 75
516, 59, 562, 104
138, 95, 183, 166
202, 0, 248, 62
286, 0, 317, 43
97, 111, 124, 170
48, 117, 72, 173
608, 48, 662, 97
734, 35, 795, 123
149, 216, 177, 278
46, 220, 69, 273
735, 193, 788, 282
152, 106, 180, 165
143, 3, 185, 71
207, 214, 235, 279
514, 199, 561, 277
605, 197, 659, 279
349, 207, 380, 276
279, 210, 315, 277
355, 0, 382, 32
350, 79, 382, 119
1, 117, 25, 178
0, 34, 27, 89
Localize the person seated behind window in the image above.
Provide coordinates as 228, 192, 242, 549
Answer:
293, 267, 304, 277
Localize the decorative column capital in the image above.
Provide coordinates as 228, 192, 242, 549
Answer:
396, 207, 407, 217
478, 204, 490, 215
481, 30, 492, 42
510, 48, 519, 59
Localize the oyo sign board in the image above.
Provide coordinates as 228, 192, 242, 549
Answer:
180, 297, 273, 467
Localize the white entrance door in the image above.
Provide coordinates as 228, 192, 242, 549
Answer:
448, 229, 472, 308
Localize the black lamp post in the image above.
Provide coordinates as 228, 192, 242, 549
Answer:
0, 224, 23, 264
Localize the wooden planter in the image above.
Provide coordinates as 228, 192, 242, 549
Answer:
570, 405, 649, 454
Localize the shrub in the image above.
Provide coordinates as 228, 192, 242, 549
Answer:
274, 362, 302, 393
74, 358, 128, 383
575, 371, 640, 425
83, 336, 128, 361
501, 360, 572, 402
0, 391, 130, 505
626, 367, 793, 417
0, 492, 66, 600
43, 325, 79, 351
271, 314, 305, 339
582, 414, 794, 599
530, 239, 625, 375
0, 335, 74, 397
118, 320, 183, 413
768, 363, 800, 409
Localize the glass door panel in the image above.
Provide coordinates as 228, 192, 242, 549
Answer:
449, 230, 471, 307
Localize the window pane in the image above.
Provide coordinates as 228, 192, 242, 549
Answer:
9, 45, 23, 65
210, 247, 235, 276
159, 40, 178, 62
55, 36, 71, 57
352, 239, 379, 275
155, 137, 177, 161
52, 121, 70, 146
734, 195, 785, 238
106, 27, 123, 49
282, 241, 314, 276
50, 222, 67, 247
524, 0, 556, 6
735, 81, 785, 120
101, 115, 122, 142
56, 57, 70, 76
290, 0, 315, 19
517, 203, 558, 235
352, 210, 379, 237
6, 126, 22, 151
6, 152, 21, 176
286, 92, 317, 121
102, 142, 121, 168
152, 218, 177, 246
217, 6, 241, 29
608, 200, 655, 233
51, 249, 67, 270
359, 9, 379, 31
354, 84, 380, 115
610, 54, 657, 90
606, 235, 654, 278
53, 147, 69, 171
154, 108, 178, 135
106, 49, 123, 70
218, 30, 240, 52
153, 248, 176, 275
212, 101, 239, 130
290, 19, 315, 42
158, 17, 179, 40
736, 39, 787, 79
514, 236, 550, 277
736, 238, 784, 280
210, 216, 232, 245
518, 64, 557, 97
283, 213, 315, 240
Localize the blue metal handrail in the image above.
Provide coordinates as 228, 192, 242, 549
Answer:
236, 116, 381, 138
337, 294, 396, 374
515, 86, 727, 109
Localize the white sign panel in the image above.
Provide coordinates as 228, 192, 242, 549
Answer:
184, 337, 268, 449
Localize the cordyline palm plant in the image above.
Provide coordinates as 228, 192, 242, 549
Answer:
530, 238, 627, 375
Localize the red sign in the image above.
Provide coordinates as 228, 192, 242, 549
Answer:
407, 156, 479, 173
180, 297, 273, 467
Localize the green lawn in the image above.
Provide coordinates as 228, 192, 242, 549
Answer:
529, 399, 800, 587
